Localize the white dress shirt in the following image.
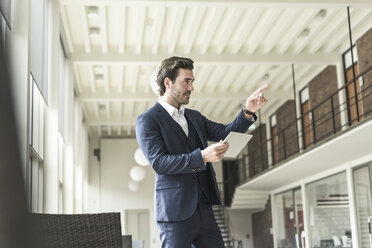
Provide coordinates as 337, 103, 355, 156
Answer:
158, 97, 189, 137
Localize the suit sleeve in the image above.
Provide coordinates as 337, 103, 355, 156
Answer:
136, 113, 205, 175
202, 110, 256, 142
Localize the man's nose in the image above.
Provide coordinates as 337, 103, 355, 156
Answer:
188, 83, 194, 91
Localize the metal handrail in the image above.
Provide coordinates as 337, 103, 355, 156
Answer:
232, 64, 372, 181
222, 205, 240, 248
262, 65, 372, 147
233, 239, 243, 248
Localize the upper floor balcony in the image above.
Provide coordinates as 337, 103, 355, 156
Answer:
222, 30, 372, 210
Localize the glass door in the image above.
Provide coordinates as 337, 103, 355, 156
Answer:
354, 162, 372, 248
274, 188, 304, 248
294, 189, 304, 248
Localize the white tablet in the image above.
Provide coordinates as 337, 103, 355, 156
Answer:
223, 132, 253, 158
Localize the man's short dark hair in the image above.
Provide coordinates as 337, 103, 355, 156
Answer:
157, 56, 194, 96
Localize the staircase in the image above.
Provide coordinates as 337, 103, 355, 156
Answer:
213, 205, 234, 248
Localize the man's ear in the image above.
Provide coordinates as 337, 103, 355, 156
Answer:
164, 77, 172, 89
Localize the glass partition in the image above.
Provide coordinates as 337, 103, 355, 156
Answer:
306, 172, 352, 248
353, 163, 372, 248
274, 188, 304, 248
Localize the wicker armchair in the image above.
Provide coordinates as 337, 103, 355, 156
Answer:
29, 212, 123, 248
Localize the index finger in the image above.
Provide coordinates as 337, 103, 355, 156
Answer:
254, 85, 269, 95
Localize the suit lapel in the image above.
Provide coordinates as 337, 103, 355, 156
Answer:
154, 103, 190, 150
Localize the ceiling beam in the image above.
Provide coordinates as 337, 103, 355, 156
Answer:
80, 6, 91, 53
118, 6, 126, 53
292, 9, 338, 54
232, 9, 263, 54
200, 7, 225, 54
307, 9, 349, 53
219, 65, 243, 92
60, 0, 372, 8
151, 6, 165, 54
247, 9, 282, 54
100, 6, 108, 53
216, 8, 244, 54
262, 8, 301, 54
79, 88, 289, 102
70, 51, 340, 65
277, 9, 318, 54
135, 7, 147, 54
167, 7, 186, 54
323, 9, 370, 53
184, 7, 206, 54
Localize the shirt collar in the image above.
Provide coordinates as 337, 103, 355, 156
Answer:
158, 97, 185, 117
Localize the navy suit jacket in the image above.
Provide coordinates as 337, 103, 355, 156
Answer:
136, 102, 255, 222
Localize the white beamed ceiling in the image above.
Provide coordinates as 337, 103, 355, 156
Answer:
59, 0, 372, 137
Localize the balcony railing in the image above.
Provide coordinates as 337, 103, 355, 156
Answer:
222, 65, 372, 206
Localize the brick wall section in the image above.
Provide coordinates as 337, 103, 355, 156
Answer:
313, 207, 351, 240
252, 198, 273, 248
248, 124, 268, 177
356, 27, 372, 118
308, 65, 341, 143
276, 100, 299, 162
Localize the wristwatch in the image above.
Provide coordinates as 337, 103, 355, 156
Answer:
242, 107, 255, 116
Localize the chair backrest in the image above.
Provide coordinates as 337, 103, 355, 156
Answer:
30, 212, 123, 248
122, 235, 132, 248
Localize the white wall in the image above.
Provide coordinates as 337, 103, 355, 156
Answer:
43, 0, 60, 213
7, 0, 89, 214
88, 138, 160, 248
227, 209, 254, 248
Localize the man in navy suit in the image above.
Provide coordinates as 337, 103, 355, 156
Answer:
136, 57, 268, 248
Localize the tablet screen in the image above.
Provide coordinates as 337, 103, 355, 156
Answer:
223, 132, 253, 158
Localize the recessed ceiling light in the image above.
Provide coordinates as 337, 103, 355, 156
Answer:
298, 28, 310, 38
89, 27, 100, 36
87, 6, 99, 18
248, 124, 256, 131
315, 9, 327, 19
270, 65, 279, 70
262, 73, 269, 81
95, 74, 104, 80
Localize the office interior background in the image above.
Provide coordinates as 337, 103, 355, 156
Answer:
1, 0, 372, 247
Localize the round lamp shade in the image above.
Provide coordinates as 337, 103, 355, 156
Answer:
150, 70, 160, 96
248, 124, 256, 131
134, 147, 150, 166
128, 180, 140, 192
130, 166, 146, 182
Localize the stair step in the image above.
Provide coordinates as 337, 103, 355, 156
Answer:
213, 206, 233, 245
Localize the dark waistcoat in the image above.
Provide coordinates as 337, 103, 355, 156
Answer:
186, 116, 214, 204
